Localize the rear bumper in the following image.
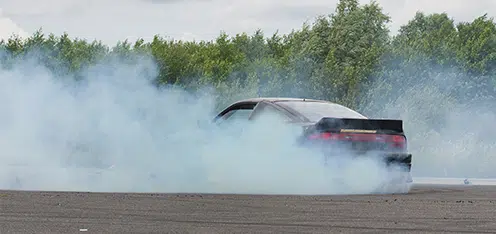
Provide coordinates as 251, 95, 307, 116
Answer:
316, 146, 413, 172
320, 150, 413, 183
321, 150, 412, 170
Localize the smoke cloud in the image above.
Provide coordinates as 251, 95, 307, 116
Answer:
361, 60, 496, 179
0, 51, 408, 195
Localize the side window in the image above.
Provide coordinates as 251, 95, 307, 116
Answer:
250, 103, 291, 121
223, 109, 253, 123
215, 103, 257, 125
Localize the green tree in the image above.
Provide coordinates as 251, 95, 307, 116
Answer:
308, 0, 390, 109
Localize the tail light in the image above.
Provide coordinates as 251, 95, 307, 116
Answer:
308, 132, 407, 150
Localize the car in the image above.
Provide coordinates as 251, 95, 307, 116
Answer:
213, 97, 413, 194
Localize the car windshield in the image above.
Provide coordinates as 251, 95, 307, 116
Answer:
277, 101, 367, 122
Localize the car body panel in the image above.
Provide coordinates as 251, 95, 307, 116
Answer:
214, 97, 414, 188
214, 97, 365, 124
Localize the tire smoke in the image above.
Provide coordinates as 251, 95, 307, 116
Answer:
0, 53, 408, 194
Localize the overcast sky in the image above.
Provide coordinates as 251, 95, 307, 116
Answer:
0, 0, 493, 46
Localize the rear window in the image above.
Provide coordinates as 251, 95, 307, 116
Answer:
277, 101, 367, 122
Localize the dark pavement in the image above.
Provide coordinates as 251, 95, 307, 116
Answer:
1, 184, 495, 233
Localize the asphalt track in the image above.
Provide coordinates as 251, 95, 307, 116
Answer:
1, 184, 495, 234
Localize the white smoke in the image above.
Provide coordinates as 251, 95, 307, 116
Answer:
0, 51, 408, 195
361, 62, 496, 179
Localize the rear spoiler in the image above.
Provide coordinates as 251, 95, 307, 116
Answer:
314, 117, 404, 133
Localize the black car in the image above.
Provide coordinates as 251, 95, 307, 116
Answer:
214, 97, 413, 193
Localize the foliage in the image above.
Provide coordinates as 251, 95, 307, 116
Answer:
0, 0, 495, 113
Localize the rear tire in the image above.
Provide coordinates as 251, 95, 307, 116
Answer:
389, 181, 412, 194
375, 171, 413, 194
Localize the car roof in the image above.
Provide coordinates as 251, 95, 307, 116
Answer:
231, 97, 334, 104
221, 97, 350, 123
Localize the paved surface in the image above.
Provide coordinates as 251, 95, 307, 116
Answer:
1, 185, 495, 233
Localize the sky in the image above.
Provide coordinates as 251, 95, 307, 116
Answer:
0, 0, 493, 46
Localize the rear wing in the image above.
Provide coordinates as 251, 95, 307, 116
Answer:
313, 117, 404, 134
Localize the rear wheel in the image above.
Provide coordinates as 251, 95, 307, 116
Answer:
386, 181, 412, 194
375, 171, 412, 194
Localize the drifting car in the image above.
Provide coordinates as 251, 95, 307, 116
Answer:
214, 97, 413, 193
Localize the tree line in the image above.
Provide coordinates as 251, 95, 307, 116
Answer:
1, 0, 495, 114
